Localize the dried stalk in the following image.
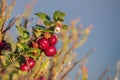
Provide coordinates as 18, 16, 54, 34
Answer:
114, 61, 120, 80
107, 76, 111, 80
75, 48, 94, 80
61, 59, 82, 80
48, 60, 55, 80
98, 66, 110, 80
2, 15, 21, 34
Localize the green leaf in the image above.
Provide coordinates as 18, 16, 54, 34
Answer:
0, 56, 7, 67
8, 61, 20, 68
16, 43, 29, 50
1, 50, 13, 63
44, 20, 51, 26
49, 21, 56, 26
16, 43, 24, 50
45, 29, 54, 33
62, 24, 68, 30
17, 36, 30, 43
33, 30, 42, 37
11, 73, 19, 80
44, 21, 56, 27
26, 47, 40, 53
35, 12, 50, 21
24, 53, 36, 60
16, 25, 30, 38
34, 25, 46, 31
53, 11, 66, 22
33, 25, 47, 37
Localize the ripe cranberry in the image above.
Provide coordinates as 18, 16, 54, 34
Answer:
27, 58, 35, 68
39, 76, 46, 80
20, 63, 29, 71
49, 35, 58, 45
0, 69, 5, 74
0, 40, 11, 53
20, 58, 35, 71
37, 38, 49, 50
44, 46, 56, 57
0, 41, 6, 50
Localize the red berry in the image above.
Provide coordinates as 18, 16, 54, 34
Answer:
45, 46, 56, 57
0, 40, 11, 53
0, 69, 5, 74
49, 35, 58, 45
20, 58, 35, 71
20, 63, 29, 71
37, 38, 49, 50
27, 58, 35, 68
0, 41, 6, 50
39, 76, 46, 80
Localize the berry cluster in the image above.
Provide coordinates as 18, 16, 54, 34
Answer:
20, 35, 58, 71
20, 57, 35, 71
37, 35, 58, 57
0, 10, 68, 75
19, 34, 58, 71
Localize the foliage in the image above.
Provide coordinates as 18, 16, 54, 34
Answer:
0, 0, 119, 80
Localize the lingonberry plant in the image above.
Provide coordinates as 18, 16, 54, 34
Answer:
0, 0, 119, 80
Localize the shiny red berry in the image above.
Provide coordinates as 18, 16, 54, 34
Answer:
45, 46, 56, 57
20, 63, 29, 71
20, 58, 35, 71
49, 35, 58, 45
27, 58, 35, 68
37, 38, 49, 50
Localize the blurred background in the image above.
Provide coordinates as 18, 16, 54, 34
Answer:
7, 0, 120, 80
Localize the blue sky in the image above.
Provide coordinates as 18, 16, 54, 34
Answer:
7, 0, 120, 79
